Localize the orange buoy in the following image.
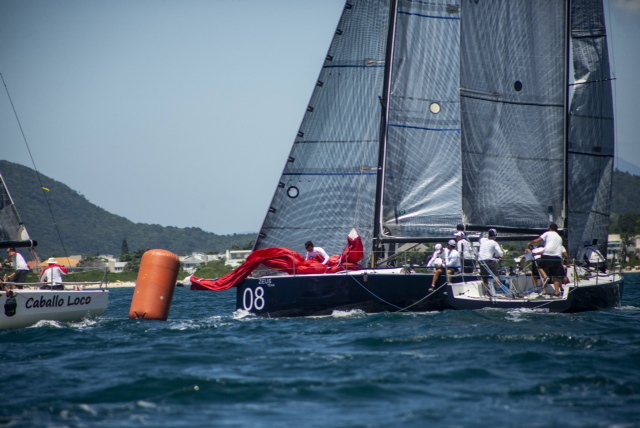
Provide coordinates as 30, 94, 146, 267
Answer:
129, 249, 180, 321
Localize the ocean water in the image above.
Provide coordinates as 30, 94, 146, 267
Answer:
2, 275, 639, 428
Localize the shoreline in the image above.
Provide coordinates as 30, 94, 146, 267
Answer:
84, 281, 137, 289
81, 270, 640, 290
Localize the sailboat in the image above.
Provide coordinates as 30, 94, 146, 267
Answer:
187, 0, 623, 316
0, 173, 109, 329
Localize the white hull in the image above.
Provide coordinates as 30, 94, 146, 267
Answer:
447, 267, 623, 312
1, 289, 109, 329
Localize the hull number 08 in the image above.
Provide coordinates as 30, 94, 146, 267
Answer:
243, 286, 265, 311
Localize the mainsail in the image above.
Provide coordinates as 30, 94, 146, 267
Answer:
459, 1, 567, 232
0, 173, 39, 269
0, 174, 33, 246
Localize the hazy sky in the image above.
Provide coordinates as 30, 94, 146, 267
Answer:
1, 0, 639, 235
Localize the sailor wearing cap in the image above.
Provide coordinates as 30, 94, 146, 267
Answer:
4, 247, 30, 284
430, 240, 462, 290
426, 243, 445, 269
39, 257, 68, 290
454, 231, 475, 273
444, 239, 461, 273
478, 229, 504, 292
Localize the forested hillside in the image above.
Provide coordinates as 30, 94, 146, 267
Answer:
611, 169, 640, 215
1, 160, 255, 258
2, 160, 640, 258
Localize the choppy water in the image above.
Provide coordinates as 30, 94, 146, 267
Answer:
2, 274, 639, 427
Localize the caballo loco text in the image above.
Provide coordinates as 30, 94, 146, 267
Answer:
25, 294, 93, 309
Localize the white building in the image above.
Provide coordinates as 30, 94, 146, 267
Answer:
225, 250, 251, 268
607, 234, 622, 262
180, 252, 223, 273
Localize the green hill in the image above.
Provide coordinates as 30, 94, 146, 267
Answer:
611, 169, 640, 215
2, 160, 639, 259
0, 160, 255, 258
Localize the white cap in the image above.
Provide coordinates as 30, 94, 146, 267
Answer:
435, 243, 442, 250
46, 257, 57, 264
454, 231, 465, 237
447, 239, 456, 247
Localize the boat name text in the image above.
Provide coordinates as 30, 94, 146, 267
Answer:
25, 295, 92, 309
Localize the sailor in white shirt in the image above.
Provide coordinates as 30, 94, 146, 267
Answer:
454, 231, 475, 273
521, 246, 546, 291
304, 241, 330, 265
528, 223, 565, 296
39, 257, 67, 290
431, 240, 459, 289
5, 248, 30, 283
478, 229, 503, 291
426, 243, 445, 269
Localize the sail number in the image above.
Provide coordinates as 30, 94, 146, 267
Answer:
243, 286, 265, 311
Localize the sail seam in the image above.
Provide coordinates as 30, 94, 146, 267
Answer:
461, 93, 563, 108
568, 113, 613, 121
282, 173, 376, 176
567, 150, 614, 158
388, 123, 459, 132
323, 65, 384, 69
398, 11, 459, 21
294, 140, 378, 144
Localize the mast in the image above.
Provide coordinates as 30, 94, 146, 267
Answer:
371, 0, 399, 266
563, 0, 571, 242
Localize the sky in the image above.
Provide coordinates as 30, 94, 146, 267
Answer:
1, 0, 639, 236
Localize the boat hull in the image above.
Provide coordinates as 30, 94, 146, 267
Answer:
1, 289, 109, 329
446, 276, 624, 313
235, 270, 624, 316
235, 270, 483, 317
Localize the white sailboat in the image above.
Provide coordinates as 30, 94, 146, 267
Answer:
1, 173, 109, 329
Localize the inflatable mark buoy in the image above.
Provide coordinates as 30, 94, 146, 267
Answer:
129, 249, 180, 321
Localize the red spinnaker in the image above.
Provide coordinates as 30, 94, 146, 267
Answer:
189, 229, 364, 292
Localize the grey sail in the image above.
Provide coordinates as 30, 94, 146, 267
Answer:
567, 0, 615, 257
254, 0, 615, 264
381, 0, 462, 239
0, 173, 39, 269
231, 0, 622, 316
254, 0, 389, 263
459, 1, 567, 233
0, 174, 32, 244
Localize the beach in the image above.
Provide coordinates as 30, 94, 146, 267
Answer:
82, 281, 136, 289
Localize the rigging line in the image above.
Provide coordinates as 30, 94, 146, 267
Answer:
346, 272, 441, 313
1, 72, 73, 277
352, 168, 366, 233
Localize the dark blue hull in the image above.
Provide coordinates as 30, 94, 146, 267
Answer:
236, 272, 454, 317
235, 272, 623, 317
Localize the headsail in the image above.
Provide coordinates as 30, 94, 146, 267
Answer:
381, 0, 462, 240
254, 0, 390, 263
567, 0, 615, 257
